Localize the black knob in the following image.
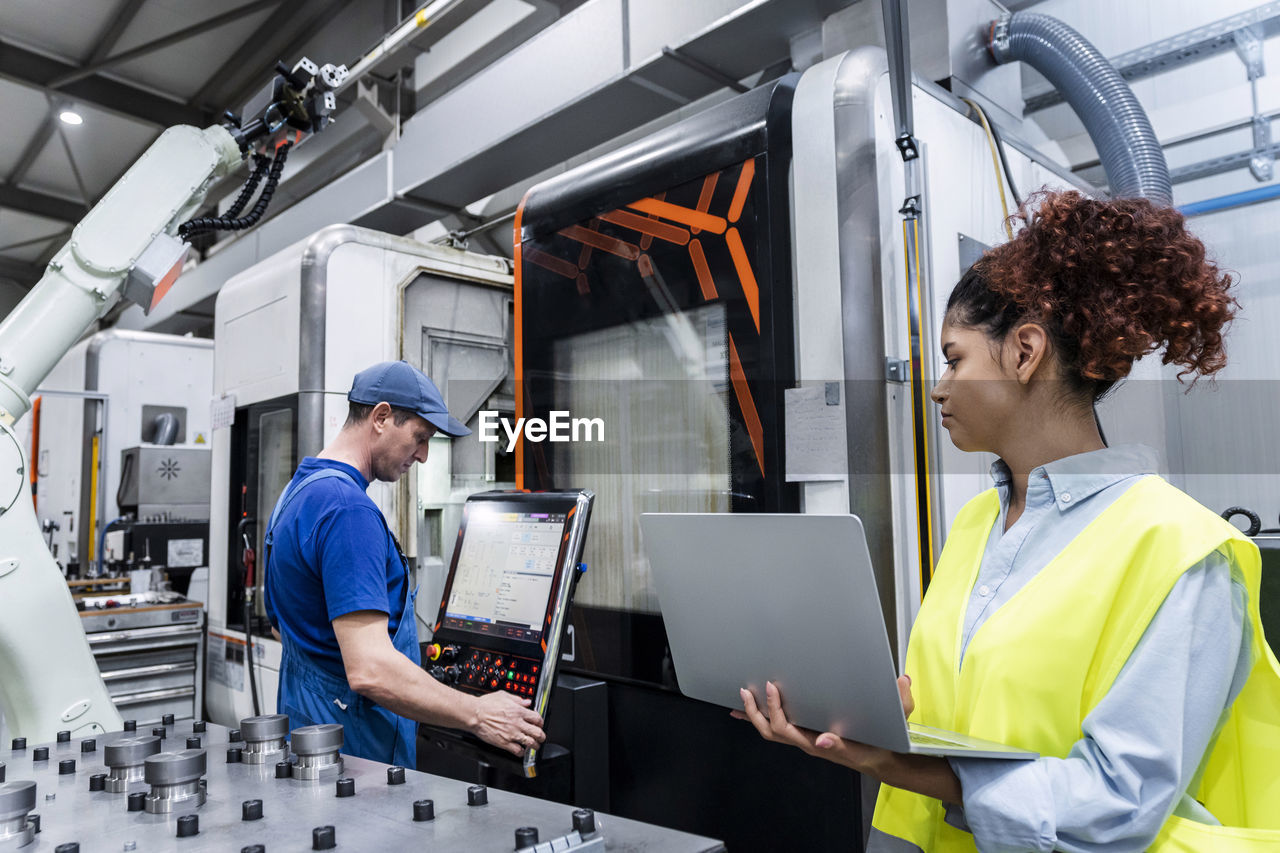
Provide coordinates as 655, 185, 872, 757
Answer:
467, 784, 487, 806
443, 665, 460, 683
80, 739, 96, 753
10, 737, 25, 750
275, 760, 292, 778
226, 747, 243, 763
412, 799, 435, 821
176, 814, 198, 837
162, 714, 175, 726
89, 773, 106, 792
123, 720, 137, 732
515, 827, 539, 849
57, 730, 71, 742
54, 844, 78, 853
59, 758, 76, 775
572, 809, 596, 835
242, 799, 263, 821
186, 737, 201, 749
128, 792, 146, 811
312, 825, 336, 850
242, 847, 265, 853
386, 766, 405, 785
229, 728, 242, 742
33, 747, 49, 761
335, 777, 355, 797
28, 813, 40, 832
152, 727, 166, 739
192, 721, 206, 733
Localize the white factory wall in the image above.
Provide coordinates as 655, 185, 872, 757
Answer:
1020, 0, 1280, 527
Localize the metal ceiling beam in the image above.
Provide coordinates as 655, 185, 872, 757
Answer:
198, 0, 360, 112
0, 183, 86, 222
1025, 2, 1280, 113
7, 111, 59, 186
90, 0, 152, 65
5, 0, 153, 190
49, 0, 281, 88
0, 40, 210, 127
190, 0, 313, 109
55, 114, 92, 204
0, 257, 41, 283
0, 230, 68, 253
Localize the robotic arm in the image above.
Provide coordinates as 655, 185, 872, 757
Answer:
0, 59, 347, 744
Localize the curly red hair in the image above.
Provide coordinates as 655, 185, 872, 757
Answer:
954, 190, 1237, 392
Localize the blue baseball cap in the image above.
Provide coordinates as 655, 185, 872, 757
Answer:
347, 360, 471, 438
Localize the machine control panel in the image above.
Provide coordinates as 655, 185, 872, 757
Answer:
429, 644, 542, 696
425, 490, 593, 777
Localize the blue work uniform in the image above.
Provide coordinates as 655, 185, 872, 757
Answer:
263, 458, 420, 767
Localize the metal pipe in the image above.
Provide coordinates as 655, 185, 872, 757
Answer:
989, 12, 1172, 205
1179, 182, 1280, 216
338, 0, 471, 94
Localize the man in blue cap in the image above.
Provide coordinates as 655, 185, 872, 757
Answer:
265, 360, 545, 766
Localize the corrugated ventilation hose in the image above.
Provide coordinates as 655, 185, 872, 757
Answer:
988, 12, 1172, 206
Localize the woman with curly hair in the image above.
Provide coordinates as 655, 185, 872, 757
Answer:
737, 190, 1280, 851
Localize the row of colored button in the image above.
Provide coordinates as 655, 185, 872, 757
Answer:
501, 680, 535, 696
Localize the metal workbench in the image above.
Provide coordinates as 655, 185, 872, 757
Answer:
0, 720, 723, 851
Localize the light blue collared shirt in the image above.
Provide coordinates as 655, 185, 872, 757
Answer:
868, 444, 1252, 853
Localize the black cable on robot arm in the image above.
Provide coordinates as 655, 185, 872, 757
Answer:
224, 154, 272, 218
228, 141, 291, 231
177, 143, 292, 238
180, 153, 270, 236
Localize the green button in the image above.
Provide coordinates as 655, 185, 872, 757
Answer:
507, 671, 514, 679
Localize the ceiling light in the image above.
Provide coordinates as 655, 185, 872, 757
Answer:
58, 110, 83, 126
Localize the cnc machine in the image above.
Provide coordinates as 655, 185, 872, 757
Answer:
204, 226, 515, 725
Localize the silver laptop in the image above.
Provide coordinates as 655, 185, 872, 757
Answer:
641, 512, 1036, 760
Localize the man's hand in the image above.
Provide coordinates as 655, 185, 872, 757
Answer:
470, 691, 546, 756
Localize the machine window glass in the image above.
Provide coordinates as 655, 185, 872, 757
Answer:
548, 304, 731, 615
226, 395, 299, 633
254, 408, 295, 621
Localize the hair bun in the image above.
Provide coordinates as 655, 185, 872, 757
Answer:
981, 190, 1237, 385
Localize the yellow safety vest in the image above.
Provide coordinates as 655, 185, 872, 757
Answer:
871, 476, 1280, 851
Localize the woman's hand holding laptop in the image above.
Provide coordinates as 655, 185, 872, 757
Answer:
733, 675, 963, 805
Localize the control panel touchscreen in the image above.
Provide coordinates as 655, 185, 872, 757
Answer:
440, 506, 568, 644
423, 489, 593, 777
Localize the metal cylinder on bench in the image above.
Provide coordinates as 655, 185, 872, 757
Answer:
103, 736, 162, 793
289, 724, 343, 780
142, 750, 206, 814
239, 715, 289, 765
